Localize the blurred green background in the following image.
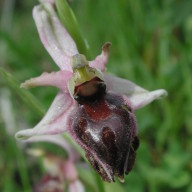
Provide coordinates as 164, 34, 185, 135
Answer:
0, 0, 192, 191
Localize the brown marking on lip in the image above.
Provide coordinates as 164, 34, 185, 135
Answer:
70, 86, 138, 182
83, 97, 111, 121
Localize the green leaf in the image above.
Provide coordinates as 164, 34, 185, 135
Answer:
77, 165, 95, 190
55, 0, 91, 58
92, 168, 105, 192
105, 182, 125, 192
0, 67, 46, 116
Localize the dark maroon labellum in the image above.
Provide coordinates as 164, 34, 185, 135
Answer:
69, 77, 139, 182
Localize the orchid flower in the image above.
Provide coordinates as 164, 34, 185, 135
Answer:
15, 0, 167, 182
26, 135, 84, 192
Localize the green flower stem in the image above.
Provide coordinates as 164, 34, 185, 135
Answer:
91, 166, 106, 192
77, 165, 95, 190
55, 0, 91, 58
63, 133, 87, 161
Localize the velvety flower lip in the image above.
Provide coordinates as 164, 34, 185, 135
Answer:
15, 0, 167, 141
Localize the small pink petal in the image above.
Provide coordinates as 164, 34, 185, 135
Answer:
24, 135, 79, 161
69, 180, 85, 192
105, 74, 167, 110
89, 42, 111, 72
20, 70, 72, 92
33, 3, 78, 71
15, 92, 77, 140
